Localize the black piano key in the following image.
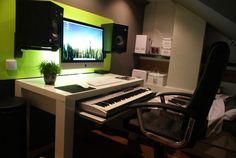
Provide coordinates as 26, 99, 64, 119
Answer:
96, 101, 110, 107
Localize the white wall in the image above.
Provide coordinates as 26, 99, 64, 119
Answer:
167, 4, 206, 91
143, 1, 206, 92
143, 0, 175, 48
175, 0, 236, 40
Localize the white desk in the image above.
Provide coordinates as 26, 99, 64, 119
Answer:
15, 73, 143, 158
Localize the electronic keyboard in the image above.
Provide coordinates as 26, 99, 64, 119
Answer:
78, 87, 156, 118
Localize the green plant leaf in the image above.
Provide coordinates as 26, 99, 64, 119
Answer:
39, 61, 61, 75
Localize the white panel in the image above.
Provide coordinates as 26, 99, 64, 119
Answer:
167, 4, 206, 91
143, 1, 175, 48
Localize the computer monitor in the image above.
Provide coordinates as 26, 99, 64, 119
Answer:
61, 18, 104, 69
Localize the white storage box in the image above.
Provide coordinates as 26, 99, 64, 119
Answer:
147, 72, 167, 86
160, 38, 172, 56
160, 49, 171, 56
147, 72, 158, 84
156, 73, 167, 86
161, 38, 172, 49
132, 69, 148, 82
134, 35, 151, 54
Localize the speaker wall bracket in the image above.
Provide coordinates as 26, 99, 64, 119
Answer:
14, 47, 23, 58
14, 33, 23, 58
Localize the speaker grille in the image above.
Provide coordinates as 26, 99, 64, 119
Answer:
112, 24, 128, 53
102, 23, 128, 53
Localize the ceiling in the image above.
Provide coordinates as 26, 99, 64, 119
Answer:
175, 0, 236, 40
146, 0, 236, 40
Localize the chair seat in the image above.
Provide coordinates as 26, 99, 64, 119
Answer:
128, 109, 188, 142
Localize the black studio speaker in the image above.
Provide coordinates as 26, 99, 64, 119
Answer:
15, 1, 63, 57
102, 23, 128, 53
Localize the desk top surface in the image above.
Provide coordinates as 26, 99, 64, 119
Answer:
15, 73, 143, 101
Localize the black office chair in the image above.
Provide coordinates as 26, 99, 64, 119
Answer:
126, 41, 230, 157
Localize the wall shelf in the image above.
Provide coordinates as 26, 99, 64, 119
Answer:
134, 53, 170, 62
133, 53, 170, 74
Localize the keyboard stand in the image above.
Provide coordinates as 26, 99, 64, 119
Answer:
78, 109, 132, 124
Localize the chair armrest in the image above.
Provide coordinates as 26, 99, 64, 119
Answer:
130, 102, 197, 118
156, 92, 193, 103
157, 92, 193, 97
130, 102, 198, 148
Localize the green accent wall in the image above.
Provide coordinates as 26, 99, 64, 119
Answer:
0, 0, 113, 80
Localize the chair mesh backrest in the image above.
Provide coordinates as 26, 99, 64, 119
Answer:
188, 41, 230, 120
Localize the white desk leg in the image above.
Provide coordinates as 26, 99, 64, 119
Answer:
54, 99, 75, 158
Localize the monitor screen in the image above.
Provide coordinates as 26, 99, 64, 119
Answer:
62, 18, 104, 69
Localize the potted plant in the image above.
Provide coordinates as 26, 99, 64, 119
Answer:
39, 61, 61, 85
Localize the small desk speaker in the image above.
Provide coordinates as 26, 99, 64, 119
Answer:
102, 23, 128, 53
